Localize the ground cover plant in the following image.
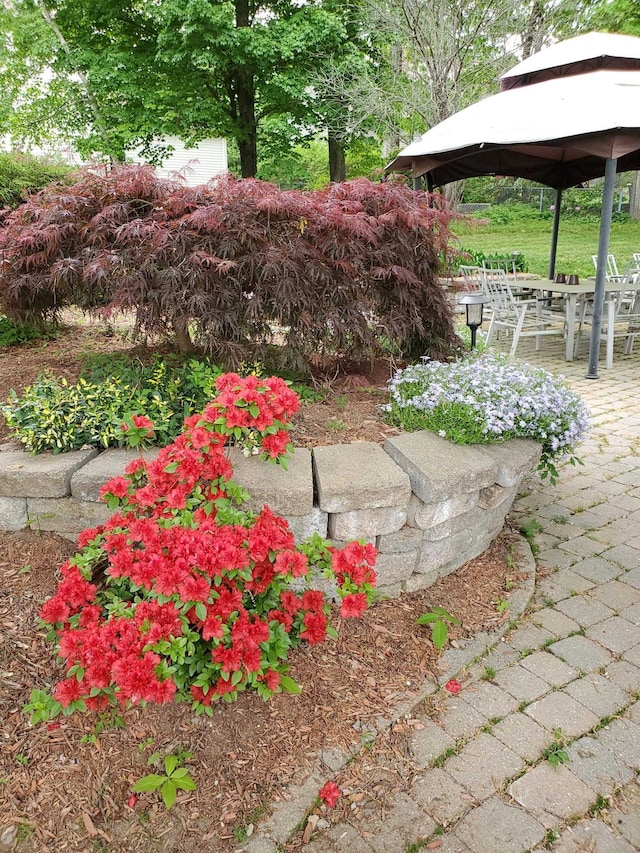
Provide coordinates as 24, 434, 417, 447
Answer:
453, 202, 640, 279
29, 372, 377, 721
0, 165, 461, 369
385, 350, 589, 482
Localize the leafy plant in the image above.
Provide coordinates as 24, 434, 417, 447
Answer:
457, 248, 527, 273
132, 752, 196, 810
1, 356, 224, 454
32, 374, 377, 719
0, 166, 461, 368
542, 728, 570, 769
0, 315, 57, 347
416, 605, 461, 651
385, 351, 589, 484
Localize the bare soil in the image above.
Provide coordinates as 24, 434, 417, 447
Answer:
0, 322, 523, 852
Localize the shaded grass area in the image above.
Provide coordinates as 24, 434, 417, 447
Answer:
453, 212, 640, 279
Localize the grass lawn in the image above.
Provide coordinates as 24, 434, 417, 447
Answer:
452, 210, 640, 279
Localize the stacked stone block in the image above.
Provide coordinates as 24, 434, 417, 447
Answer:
0, 434, 540, 594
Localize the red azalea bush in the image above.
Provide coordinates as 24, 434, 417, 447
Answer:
34, 374, 377, 719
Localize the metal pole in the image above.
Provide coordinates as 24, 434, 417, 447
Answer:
413, 174, 423, 191
548, 188, 563, 280
586, 157, 618, 379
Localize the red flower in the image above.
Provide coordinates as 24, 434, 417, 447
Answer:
340, 593, 368, 619
301, 612, 327, 645
40, 596, 71, 625
445, 678, 462, 695
132, 414, 155, 434
319, 781, 341, 807
263, 669, 281, 691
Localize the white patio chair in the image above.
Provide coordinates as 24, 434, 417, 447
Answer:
481, 268, 566, 359
458, 265, 484, 291
575, 263, 640, 368
482, 258, 518, 281
591, 253, 623, 282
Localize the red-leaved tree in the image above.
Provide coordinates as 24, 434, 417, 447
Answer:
0, 166, 460, 367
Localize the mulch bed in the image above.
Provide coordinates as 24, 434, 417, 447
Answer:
0, 528, 521, 853
0, 320, 523, 852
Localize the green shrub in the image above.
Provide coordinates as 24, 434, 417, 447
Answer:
0, 315, 57, 347
1, 357, 224, 454
0, 152, 71, 209
457, 248, 528, 273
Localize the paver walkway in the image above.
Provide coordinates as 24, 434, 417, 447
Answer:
252, 337, 640, 853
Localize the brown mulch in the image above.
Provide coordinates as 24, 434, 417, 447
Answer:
0, 528, 520, 853
0, 320, 524, 852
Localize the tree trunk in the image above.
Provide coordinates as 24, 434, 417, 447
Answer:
522, 0, 546, 60
173, 318, 197, 354
234, 0, 257, 177
328, 134, 346, 183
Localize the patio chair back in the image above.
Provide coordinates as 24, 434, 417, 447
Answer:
591, 253, 622, 281
482, 258, 518, 280
575, 263, 640, 367
481, 267, 565, 359
458, 265, 484, 291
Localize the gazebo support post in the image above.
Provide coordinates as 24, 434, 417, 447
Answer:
413, 175, 423, 190
587, 156, 618, 379
548, 188, 563, 279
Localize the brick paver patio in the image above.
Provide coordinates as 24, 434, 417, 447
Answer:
241, 334, 640, 853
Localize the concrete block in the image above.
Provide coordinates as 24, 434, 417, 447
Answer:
26, 497, 112, 540
0, 496, 28, 530
0, 447, 99, 498
283, 507, 328, 540
377, 525, 424, 554
313, 442, 410, 512
508, 764, 596, 824
71, 448, 160, 501
477, 483, 517, 510
384, 432, 498, 504
454, 797, 546, 853
228, 446, 314, 515
374, 551, 418, 586
479, 439, 541, 487
404, 570, 439, 593
406, 491, 478, 529
328, 505, 406, 540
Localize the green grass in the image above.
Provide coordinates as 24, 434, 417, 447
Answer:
453, 210, 640, 279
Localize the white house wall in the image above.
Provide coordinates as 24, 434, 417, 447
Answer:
127, 136, 228, 185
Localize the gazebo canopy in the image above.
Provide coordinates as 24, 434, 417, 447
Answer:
386, 31, 640, 378
500, 31, 640, 90
386, 69, 640, 189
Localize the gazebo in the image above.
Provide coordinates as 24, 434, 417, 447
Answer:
386, 32, 640, 378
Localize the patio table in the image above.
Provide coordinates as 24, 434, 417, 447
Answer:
516, 278, 639, 362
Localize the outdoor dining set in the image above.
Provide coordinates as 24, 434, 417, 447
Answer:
458, 254, 640, 368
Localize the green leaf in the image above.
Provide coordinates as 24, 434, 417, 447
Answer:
194, 601, 207, 621
416, 613, 439, 625
431, 620, 448, 651
164, 754, 179, 777
133, 773, 166, 792
279, 675, 301, 694
174, 775, 197, 791
161, 779, 177, 810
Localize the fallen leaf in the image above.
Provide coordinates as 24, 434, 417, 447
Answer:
82, 813, 97, 837
302, 814, 319, 844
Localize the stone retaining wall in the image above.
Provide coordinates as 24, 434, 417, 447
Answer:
0, 435, 541, 596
